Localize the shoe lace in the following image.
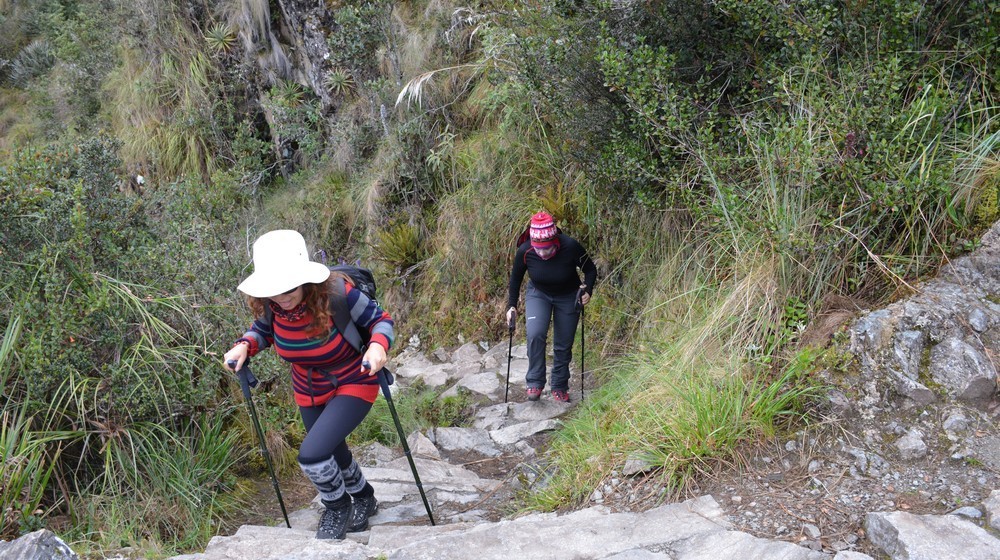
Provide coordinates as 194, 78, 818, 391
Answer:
320, 506, 348, 531
353, 496, 374, 518
354, 496, 375, 519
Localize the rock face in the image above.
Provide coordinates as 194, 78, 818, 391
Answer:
273, 0, 336, 112
849, 221, 1000, 411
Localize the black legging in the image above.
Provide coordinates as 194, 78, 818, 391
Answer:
297, 394, 373, 467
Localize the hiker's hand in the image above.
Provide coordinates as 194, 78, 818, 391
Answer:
580, 293, 590, 305
361, 344, 387, 375
506, 307, 517, 325
224, 343, 249, 371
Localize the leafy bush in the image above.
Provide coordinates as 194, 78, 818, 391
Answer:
586, 0, 997, 294
326, 0, 391, 79
262, 81, 324, 167
0, 133, 252, 550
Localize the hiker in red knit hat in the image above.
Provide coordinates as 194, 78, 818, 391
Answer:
505, 212, 597, 402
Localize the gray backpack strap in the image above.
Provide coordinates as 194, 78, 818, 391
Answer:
330, 276, 364, 354
329, 277, 394, 385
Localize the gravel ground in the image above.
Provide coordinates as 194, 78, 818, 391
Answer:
529, 396, 1000, 557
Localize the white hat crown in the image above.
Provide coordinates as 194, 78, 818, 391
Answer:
236, 230, 330, 298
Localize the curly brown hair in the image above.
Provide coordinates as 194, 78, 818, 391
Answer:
246, 272, 351, 336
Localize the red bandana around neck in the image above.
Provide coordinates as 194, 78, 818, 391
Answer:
531, 237, 560, 259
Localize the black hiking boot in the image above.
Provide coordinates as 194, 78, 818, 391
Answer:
316, 496, 353, 540
347, 493, 379, 532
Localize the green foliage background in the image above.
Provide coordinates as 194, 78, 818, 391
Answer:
0, 0, 997, 555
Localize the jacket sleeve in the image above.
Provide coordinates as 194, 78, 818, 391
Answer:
240, 314, 274, 356
346, 283, 394, 351
507, 243, 529, 309
578, 245, 597, 296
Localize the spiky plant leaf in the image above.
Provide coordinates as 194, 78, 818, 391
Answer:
204, 24, 237, 54
324, 68, 356, 99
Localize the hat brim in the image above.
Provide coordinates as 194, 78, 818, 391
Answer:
237, 261, 331, 298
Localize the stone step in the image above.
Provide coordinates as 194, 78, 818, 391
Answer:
162, 496, 875, 560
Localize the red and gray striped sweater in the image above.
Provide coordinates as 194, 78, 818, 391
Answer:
240, 283, 394, 406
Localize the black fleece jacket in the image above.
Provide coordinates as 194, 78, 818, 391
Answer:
507, 233, 597, 310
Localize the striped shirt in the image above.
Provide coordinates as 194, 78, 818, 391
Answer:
241, 283, 394, 406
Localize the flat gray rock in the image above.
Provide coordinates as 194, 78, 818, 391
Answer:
451, 342, 484, 369
0, 529, 79, 560
375, 458, 500, 493
985, 489, 1000, 531
512, 399, 569, 421
490, 419, 561, 446
448, 371, 501, 396
473, 403, 512, 431
377, 496, 819, 560
433, 427, 501, 457
865, 511, 1000, 560
407, 431, 442, 461
170, 525, 376, 560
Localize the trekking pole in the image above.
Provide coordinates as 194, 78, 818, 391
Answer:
228, 360, 291, 528
576, 286, 586, 402
503, 314, 515, 403
367, 361, 436, 526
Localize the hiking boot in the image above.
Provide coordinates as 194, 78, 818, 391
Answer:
316, 497, 353, 540
526, 387, 542, 401
551, 390, 570, 403
347, 493, 379, 532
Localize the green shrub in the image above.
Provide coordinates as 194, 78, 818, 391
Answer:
326, 1, 391, 79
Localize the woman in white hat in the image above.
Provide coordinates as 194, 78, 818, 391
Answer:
223, 230, 392, 540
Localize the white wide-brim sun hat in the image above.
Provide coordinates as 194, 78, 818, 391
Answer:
237, 230, 331, 298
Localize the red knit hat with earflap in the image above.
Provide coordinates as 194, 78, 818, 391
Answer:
529, 212, 557, 241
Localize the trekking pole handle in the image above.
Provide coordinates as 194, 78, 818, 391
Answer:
226, 360, 259, 388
